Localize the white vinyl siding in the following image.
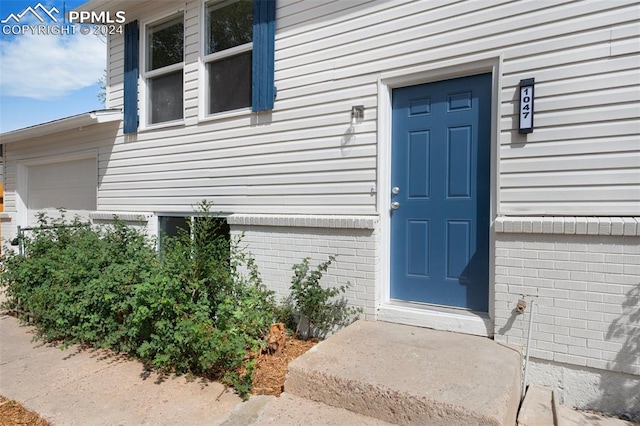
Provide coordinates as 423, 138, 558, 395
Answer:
94, 0, 639, 216
106, 34, 124, 109
184, 0, 200, 124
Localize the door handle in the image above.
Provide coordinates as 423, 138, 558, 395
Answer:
391, 201, 400, 210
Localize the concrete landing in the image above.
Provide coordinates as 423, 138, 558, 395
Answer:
285, 320, 522, 426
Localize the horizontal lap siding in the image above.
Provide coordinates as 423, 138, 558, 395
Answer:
497, 3, 640, 215
107, 35, 124, 109
98, 0, 379, 214
100, 0, 639, 215
184, 2, 199, 124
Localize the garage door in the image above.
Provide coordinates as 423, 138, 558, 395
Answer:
27, 158, 97, 226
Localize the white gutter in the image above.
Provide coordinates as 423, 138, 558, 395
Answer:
0, 109, 122, 144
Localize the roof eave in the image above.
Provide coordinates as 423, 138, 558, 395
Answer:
0, 109, 122, 144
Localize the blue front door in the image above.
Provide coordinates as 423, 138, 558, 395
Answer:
390, 74, 491, 312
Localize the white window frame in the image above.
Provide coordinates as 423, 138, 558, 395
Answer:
200, 0, 253, 120
140, 11, 185, 129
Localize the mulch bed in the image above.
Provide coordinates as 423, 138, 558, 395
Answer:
0, 396, 50, 426
252, 336, 317, 396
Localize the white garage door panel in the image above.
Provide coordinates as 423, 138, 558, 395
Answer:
28, 158, 97, 225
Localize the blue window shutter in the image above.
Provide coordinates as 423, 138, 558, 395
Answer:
252, 0, 276, 112
123, 20, 139, 134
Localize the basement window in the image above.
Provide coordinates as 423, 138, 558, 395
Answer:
158, 215, 230, 252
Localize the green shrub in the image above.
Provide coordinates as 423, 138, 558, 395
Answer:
1, 213, 156, 348
128, 206, 276, 392
0, 204, 276, 398
289, 255, 362, 339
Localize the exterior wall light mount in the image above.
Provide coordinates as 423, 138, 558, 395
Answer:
351, 105, 364, 125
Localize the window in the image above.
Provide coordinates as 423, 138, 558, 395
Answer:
158, 216, 189, 240
145, 14, 184, 125
204, 0, 253, 114
122, 2, 273, 133
158, 215, 230, 251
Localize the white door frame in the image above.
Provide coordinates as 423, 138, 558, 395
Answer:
376, 56, 503, 337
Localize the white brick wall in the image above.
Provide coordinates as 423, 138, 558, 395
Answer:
494, 220, 639, 412
228, 214, 379, 318
494, 229, 640, 377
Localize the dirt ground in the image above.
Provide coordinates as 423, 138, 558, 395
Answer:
0, 335, 315, 425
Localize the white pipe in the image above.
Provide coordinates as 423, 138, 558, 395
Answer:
522, 299, 535, 400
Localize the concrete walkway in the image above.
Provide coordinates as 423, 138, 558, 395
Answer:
0, 313, 387, 425
0, 314, 241, 425
2, 311, 635, 426
517, 384, 637, 426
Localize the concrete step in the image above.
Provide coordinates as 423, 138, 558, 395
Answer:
284, 320, 522, 426
517, 385, 556, 426
222, 393, 394, 425
517, 385, 636, 426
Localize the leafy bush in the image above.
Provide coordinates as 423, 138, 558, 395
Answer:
128, 207, 276, 392
289, 255, 362, 339
0, 204, 276, 398
1, 212, 156, 348
1, 205, 363, 397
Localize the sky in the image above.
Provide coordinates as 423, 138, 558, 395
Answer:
0, 0, 107, 133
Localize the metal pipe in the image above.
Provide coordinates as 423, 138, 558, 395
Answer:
12, 223, 85, 256
522, 299, 535, 400
17, 225, 22, 256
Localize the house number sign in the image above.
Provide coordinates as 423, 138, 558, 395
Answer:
519, 78, 535, 134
